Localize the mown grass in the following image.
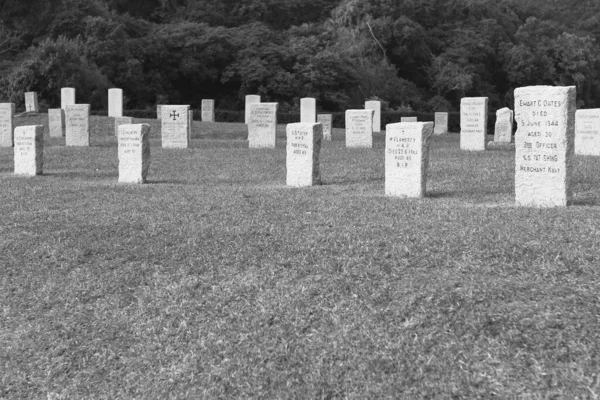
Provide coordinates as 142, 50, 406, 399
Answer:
2, 114, 600, 399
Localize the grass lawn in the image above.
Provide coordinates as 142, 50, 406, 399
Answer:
2, 113, 600, 398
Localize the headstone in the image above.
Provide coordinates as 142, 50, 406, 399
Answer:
514, 85, 575, 207
61, 87, 76, 110
24, 92, 39, 112
286, 122, 322, 187
245, 95, 261, 124
365, 100, 381, 133
0, 103, 15, 147
345, 109, 374, 148
494, 107, 513, 142
157, 105, 162, 120
14, 125, 43, 176
201, 99, 215, 122
108, 88, 123, 117
434, 112, 448, 135
161, 105, 190, 148
300, 97, 316, 123
118, 123, 151, 184
385, 122, 434, 198
65, 104, 91, 146
401, 117, 417, 122
574, 109, 600, 156
48, 109, 65, 137
460, 97, 488, 151
248, 103, 278, 148
316, 114, 332, 141
114, 117, 134, 136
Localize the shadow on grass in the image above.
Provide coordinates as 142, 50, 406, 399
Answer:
570, 196, 600, 206
426, 191, 455, 198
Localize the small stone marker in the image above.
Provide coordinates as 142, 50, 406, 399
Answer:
494, 107, 513, 142
24, 92, 39, 112
401, 117, 417, 122
575, 109, 600, 156
345, 109, 374, 148
514, 85, 575, 207
245, 95, 261, 124
61, 87, 76, 110
0, 103, 15, 147
434, 112, 448, 135
286, 122, 322, 187
157, 105, 162, 120
14, 125, 43, 176
317, 114, 332, 141
65, 104, 91, 146
118, 123, 151, 184
48, 109, 65, 137
300, 98, 316, 123
385, 122, 434, 198
161, 105, 190, 148
248, 102, 278, 148
108, 88, 123, 117
460, 97, 488, 151
114, 117, 134, 136
365, 100, 381, 133
201, 99, 215, 122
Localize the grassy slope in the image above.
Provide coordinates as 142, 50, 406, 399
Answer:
2, 114, 600, 399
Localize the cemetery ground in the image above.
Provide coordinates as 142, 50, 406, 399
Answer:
2, 114, 600, 398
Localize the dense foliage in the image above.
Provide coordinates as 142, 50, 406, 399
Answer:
1, 0, 599, 112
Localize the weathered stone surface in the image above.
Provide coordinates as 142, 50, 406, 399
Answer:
300, 98, 316, 123
494, 107, 513, 142
245, 95, 261, 124
24, 92, 39, 112
161, 105, 190, 148
316, 114, 332, 141
48, 109, 65, 137
345, 109, 374, 148
401, 117, 417, 122
514, 85, 575, 207
114, 117, 134, 136
0, 103, 15, 147
14, 125, 43, 176
434, 112, 448, 135
108, 88, 123, 117
385, 122, 433, 198
574, 109, 600, 156
118, 123, 151, 183
61, 87, 75, 110
365, 100, 381, 133
201, 99, 215, 122
248, 103, 278, 148
65, 104, 90, 146
286, 122, 322, 187
460, 97, 488, 151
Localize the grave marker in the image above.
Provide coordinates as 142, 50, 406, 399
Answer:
118, 123, 151, 184
48, 109, 65, 137
108, 88, 123, 117
434, 112, 448, 135
286, 122, 322, 187
300, 98, 316, 123
65, 104, 91, 146
114, 117, 134, 136
245, 95, 261, 124
345, 109, 374, 148
574, 109, 600, 156
61, 87, 76, 110
14, 125, 43, 176
161, 105, 190, 148
201, 99, 215, 122
494, 107, 513, 142
514, 85, 575, 207
460, 97, 488, 151
0, 103, 15, 147
365, 100, 381, 132
317, 114, 332, 141
24, 92, 39, 112
248, 103, 278, 148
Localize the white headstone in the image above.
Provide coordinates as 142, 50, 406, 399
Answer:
286, 122, 322, 187
108, 88, 123, 117
201, 99, 215, 122
514, 85, 575, 207
494, 107, 513, 142
118, 123, 151, 184
345, 109, 374, 148
248, 103, 278, 148
48, 109, 65, 137
385, 122, 434, 198
316, 114, 332, 141
61, 87, 76, 110
460, 97, 488, 151
0, 103, 15, 147
434, 112, 448, 135
365, 100, 381, 133
300, 97, 316, 123
575, 109, 600, 156
161, 105, 190, 148
401, 117, 417, 122
24, 92, 39, 112
114, 117, 134, 136
14, 125, 43, 176
65, 104, 90, 146
245, 95, 261, 124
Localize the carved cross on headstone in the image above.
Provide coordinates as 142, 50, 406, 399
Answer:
170, 111, 179, 120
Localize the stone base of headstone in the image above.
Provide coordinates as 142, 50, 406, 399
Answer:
286, 122, 322, 187
487, 141, 515, 151
14, 125, 43, 176
118, 124, 151, 183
